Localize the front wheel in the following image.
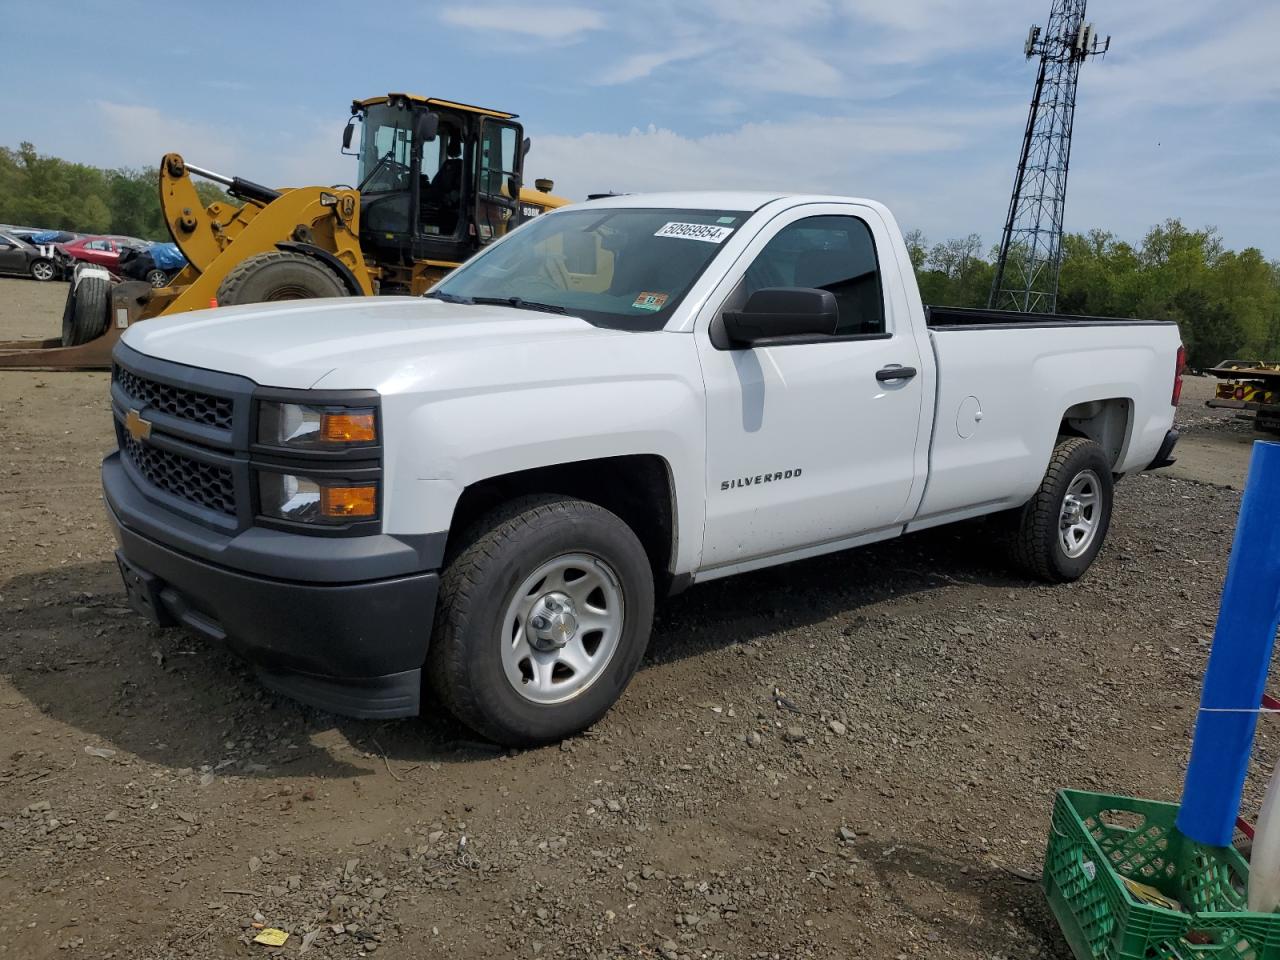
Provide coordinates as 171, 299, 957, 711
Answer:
30, 258, 55, 282
1009, 436, 1114, 582
428, 496, 655, 745
145, 268, 169, 288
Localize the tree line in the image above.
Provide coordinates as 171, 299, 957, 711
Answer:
0, 142, 228, 244
3, 142, 1277, 368
906, 224, 1280, 369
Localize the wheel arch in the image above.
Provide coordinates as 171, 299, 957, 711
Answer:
274, 241, 365, 296
445, 454, 681, 594
1058, 397, 1134, 470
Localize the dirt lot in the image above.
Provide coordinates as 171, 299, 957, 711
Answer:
0, 276, 1272, 959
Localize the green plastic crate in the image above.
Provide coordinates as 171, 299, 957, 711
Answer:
1044, 789, 1280, 960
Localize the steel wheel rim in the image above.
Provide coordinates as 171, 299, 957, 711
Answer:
32, 261, 54, 281
500, 552, 625, 705
1059, 469, 1101, 558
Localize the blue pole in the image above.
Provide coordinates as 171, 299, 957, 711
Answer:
1177, 441, 1280, 846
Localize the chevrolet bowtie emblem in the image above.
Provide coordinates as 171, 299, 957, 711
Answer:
125, 408, 152, 442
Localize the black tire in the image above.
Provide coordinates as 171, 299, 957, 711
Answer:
216, 251, 346, 305
61, 276, 111, 346
1009, 436, 1114, 582
29, 258, 56, 282
145, 268, 170, 288
427, 495, 655, 746
59, 282, 77, 345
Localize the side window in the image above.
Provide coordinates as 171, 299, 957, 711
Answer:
478, 121, 518, 197
419, 135, 442, 181
743, 215, 885, 336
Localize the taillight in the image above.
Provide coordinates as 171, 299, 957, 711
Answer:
1172, 345, 1187, 406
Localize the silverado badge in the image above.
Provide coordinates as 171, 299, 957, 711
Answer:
125, 408, 152, 442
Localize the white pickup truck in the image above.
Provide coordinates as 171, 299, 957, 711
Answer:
103, 192, 1183, 743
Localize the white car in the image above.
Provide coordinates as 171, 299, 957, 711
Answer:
102, 191, 1183, 743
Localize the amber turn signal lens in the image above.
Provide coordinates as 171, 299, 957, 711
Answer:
320, 484, 377, 518
321, 411, 376, 443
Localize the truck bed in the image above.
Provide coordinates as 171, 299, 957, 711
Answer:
925, 305, 1176, 330
911, 312, 1182, 530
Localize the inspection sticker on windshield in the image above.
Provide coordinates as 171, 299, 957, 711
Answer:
654, 222, 734, 243
633, 291, 669, 312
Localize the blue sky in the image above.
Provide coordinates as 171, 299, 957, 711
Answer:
3, 0, 1278, 255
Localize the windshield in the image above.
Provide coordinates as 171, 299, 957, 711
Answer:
357, 103, 417, 194
431, 207, 749, 331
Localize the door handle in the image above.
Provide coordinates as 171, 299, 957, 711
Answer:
876, 365, 918, 382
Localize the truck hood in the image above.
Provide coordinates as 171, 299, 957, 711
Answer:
121, 296, 626, 389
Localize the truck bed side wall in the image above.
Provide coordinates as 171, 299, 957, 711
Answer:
912, 323, 1180, 526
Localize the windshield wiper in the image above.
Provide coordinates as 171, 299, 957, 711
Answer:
425, 291, 474, 304
471, 296, 568, 315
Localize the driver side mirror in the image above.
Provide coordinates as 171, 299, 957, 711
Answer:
342, 120, 355, 150
722, 288, 838, 346
415, 111, 440, 143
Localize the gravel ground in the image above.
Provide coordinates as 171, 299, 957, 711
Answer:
0, 276, 1272, 959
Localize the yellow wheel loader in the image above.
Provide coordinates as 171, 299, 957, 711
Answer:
0, 94, 569, 370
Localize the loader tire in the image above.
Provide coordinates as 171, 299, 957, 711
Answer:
216, 251, 346, 306
59, 282, 76, 345
62, 276, 111, 346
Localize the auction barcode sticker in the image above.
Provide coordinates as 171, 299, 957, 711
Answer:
654, 222, 734, 243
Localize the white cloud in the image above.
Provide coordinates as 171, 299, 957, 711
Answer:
93, 101, 244, 173
1086, 3, 1280, 111
597, 42, 714, 85
702, 0, 833, 29
725, 40, 846, 97
528, 112, 986, 201
439, 4, 603, 40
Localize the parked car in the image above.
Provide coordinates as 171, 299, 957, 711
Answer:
0, 230, 60, 281
118, 242, 188, 287
57, 235, 147, 270
103, 191, 1183, 745
19, 229, 78, 245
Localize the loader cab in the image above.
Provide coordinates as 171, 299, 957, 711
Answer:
346, 94, 532, 289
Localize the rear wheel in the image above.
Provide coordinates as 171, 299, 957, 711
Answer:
1009, 436, 1114, 582
427, 496, 655, 745
61, 276, 111, 346
29, 259, 55, 282
216, 251, 346, 305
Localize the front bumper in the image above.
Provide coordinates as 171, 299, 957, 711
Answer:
104, 452, 438, 719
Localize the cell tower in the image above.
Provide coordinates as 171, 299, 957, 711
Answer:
989, 1, 1110, 313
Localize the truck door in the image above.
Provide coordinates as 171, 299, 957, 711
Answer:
474, 117, 524, 245
695, 204, 926, 570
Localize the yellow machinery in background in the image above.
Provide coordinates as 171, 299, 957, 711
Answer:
1207, 359, 1280, 436
0, 93, 570, 369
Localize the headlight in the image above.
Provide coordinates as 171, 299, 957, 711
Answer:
257, 402, 377, 448
258, 472, 378, 524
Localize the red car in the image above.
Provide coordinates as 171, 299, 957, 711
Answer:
57, 235, 146, 269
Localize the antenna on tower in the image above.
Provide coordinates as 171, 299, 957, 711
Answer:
989, 0, 1110, 314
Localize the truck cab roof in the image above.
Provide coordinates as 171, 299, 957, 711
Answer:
578, 191, 887, 213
